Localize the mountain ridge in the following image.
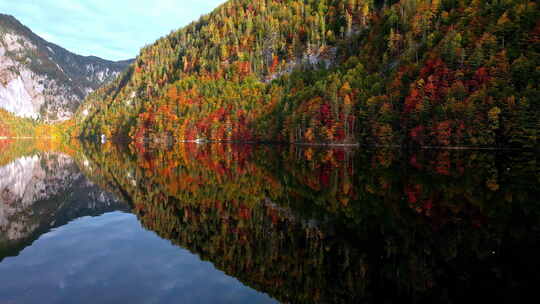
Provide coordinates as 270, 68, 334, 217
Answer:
0, 13, 133, 122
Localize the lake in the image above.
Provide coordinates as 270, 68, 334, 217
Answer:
0, 139, 538, 303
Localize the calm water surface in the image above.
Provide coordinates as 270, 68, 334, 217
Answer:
0, 212, 275, 303
0, 140, 538, 303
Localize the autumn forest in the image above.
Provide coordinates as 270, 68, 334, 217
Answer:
46, 0, 534, 150
0, 1, 539, 302
0, 1, 537, 149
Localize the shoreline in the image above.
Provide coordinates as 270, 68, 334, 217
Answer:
1, 137, 530, 151
0, 137, 54, 139
134, 138, 529, 151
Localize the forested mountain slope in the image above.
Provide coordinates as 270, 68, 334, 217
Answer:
0, 14, 132, 122
75, 0, 539, 148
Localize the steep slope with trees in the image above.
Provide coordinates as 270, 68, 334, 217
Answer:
75, 0, 539, 148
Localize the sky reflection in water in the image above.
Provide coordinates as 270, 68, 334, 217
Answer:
0, 211, 276, 304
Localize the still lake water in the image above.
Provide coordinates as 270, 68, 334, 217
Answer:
0, 140, 538, 303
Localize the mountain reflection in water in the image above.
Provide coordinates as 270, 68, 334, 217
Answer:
0, 139, 538, 303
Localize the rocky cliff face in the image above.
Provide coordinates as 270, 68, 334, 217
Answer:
0, 14, 132, 122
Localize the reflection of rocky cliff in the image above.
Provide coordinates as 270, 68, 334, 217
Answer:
0, 152, 128, 260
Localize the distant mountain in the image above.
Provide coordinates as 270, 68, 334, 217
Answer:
0, 14, 132, 122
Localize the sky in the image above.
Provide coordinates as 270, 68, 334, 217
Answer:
0, 0, 225, 61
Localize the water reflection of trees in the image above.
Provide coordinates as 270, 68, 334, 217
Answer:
81, 142, 539, 303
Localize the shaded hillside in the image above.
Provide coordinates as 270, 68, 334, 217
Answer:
76, 0, 538, 148
0, 14, 132, 122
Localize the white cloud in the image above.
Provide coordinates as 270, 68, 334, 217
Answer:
0, 0, 225, 61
